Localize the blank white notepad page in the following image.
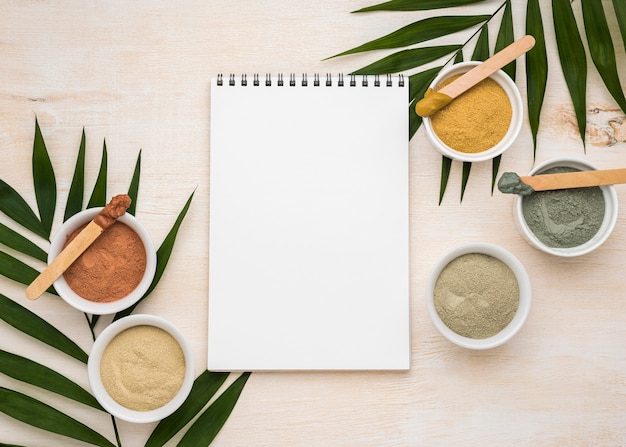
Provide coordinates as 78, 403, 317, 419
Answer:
208, 75, 409, 371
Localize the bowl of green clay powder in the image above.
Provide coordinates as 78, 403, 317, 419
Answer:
513, 157, 618, 257
88, 314, 195, 423
425, 243, 532, 349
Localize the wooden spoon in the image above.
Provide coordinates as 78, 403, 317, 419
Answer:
415, 35, 536, 117
25, 194, 131, 300
521, 168, 626, 191
498, 168, 626, 195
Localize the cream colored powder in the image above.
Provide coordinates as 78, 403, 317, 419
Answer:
100, 325, 185, 411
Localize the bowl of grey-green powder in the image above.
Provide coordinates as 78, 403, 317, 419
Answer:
425, 243, 532, 349
513, 157, 618, 257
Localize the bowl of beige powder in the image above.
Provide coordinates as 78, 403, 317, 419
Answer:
87, 314, 194, 423
425, 242, 532, 349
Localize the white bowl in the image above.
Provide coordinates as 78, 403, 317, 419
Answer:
422, 61, 524, 162
425, 243, 532, 349
87, 314, 195, 423
49, 207, 157, 314
513, 157, 618, 257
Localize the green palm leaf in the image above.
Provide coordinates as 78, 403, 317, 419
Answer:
146, 371, 230, 447
328, 15, 489, 58
439, 156, 453, 205
32, 119, 56, 239
354, 0, 487, 13
0, 350, 102, 410
438, 51, 465, 204
87, 140, 108, 208
113, 190, 195, 321
472, 24, 489, 61
177, 373, 251, 447
0, 388, 115, 447
552, 0, 587, 148
127, 150, 141, 216
354, 45, 460, 75
495, 0, 515, 80
409, 67, 444, 138
0, 222, 47, 262
581, 0, 626, 113
460, 162, 472, 202
64, 128, 86, 221
614, 0, 626, 51
0, 180, 46, 239
525, 0, 548, 157
490, 0, 514, 193
0, 294, 88, 363
0, 251, 47, 289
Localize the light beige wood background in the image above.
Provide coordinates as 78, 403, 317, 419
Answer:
1, 1, 626, 446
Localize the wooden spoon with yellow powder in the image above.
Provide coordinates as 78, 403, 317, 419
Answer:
415, 35, 536, 117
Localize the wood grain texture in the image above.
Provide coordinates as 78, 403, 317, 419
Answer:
1, 1, 626, 446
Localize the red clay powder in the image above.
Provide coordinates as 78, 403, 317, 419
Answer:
63, 222, 147, 302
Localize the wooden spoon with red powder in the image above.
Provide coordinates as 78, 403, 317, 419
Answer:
25, 194, 131, 300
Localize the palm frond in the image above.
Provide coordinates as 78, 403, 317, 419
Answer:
328, 15, 489, 58
552, 0, 587, 148
354, 0, 488, 13
525, 0, 548, 157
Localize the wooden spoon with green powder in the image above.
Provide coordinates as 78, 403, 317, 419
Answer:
498, 168, 626, 195
415, 35, 536, 117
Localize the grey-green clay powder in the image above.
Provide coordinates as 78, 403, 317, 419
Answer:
521, 167, 605, 248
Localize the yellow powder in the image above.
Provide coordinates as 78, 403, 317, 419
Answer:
100, 325, 185, 411
431, 74, 512, 153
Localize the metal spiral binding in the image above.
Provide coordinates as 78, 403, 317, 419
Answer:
217, 73, 406, 87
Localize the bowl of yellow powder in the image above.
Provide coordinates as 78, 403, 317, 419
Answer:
88, 314, 195, 423
422, 62, 524, 163
512, 157, 618, 257
49, 207, 157, 315
425, 242, 532, 349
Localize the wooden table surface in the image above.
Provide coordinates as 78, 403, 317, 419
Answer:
2, 1, 626, 446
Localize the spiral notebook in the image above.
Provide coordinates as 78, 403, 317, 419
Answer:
208, 73, 409, 371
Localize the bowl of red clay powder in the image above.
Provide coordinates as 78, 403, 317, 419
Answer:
49, 207, 157, 314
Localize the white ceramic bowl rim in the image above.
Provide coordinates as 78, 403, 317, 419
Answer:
513, 157, 619, 257
49, 208, 157, 314
425, 242, 532, 350
87, 314, 195, 423
422, 61, 524, 163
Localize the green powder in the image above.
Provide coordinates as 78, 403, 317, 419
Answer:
434, 253, 519, 339
521, 167, 605, 248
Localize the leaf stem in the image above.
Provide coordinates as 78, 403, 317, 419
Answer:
443, 0, 509, 67
110, 415, 122, 447
82, 313, 121, 445
83, 313, 96, 342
